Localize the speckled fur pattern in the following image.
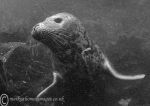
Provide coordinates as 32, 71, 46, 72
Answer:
31, 12, 145, 106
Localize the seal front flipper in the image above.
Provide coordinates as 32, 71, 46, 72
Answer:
102, 54, 145, 80
82, 46, 145, 80
37, 71, 63, 98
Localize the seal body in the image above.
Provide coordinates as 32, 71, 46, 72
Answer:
31, 12, 145, 106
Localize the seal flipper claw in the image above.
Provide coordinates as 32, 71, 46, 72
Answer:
81, 48, 92, 55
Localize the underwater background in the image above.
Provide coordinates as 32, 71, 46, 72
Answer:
1, 0, 150, 106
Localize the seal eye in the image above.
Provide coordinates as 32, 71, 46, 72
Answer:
54, 18, 62, 23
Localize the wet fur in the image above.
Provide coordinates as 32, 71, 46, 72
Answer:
32, 13, 145, 106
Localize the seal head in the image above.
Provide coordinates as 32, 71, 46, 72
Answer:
32, 13, 90, 63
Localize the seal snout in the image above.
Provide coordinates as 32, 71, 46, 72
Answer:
31, 23, 46, 40
32, 23, 45, 32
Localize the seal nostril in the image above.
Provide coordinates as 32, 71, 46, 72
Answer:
33, 24, 38, 31
54, 18, 62, 23
35, 24, 40, 28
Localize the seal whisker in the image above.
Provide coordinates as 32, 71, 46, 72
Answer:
49, 33, 65, 47
50, 32, 68, 45
52, 29, 72, 38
